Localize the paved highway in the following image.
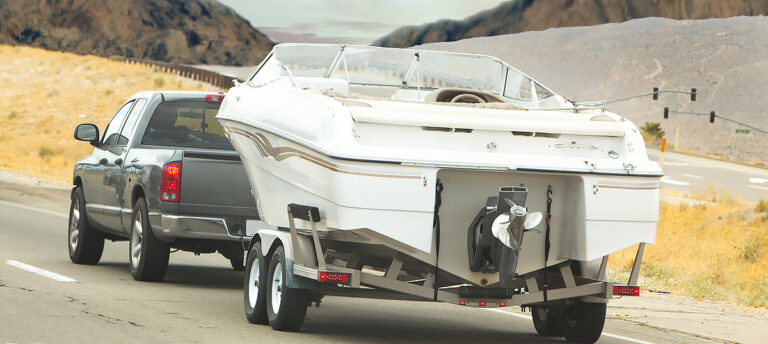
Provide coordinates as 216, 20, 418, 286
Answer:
0, 183, 712, 344
648, 149, 768, 204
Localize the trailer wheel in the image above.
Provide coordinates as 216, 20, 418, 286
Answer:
244, 242, 268, 324
129, 197, 170, 282
531, 301, 566, 336
68, 186, 104, 264
266, 245, 309, 331
562, 301, 606, 343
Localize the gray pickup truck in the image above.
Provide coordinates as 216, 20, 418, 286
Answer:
69, 91, 258, 281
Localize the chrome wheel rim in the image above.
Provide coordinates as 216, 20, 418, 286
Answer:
69, 198, 80, 252
271, 262, 282, 313
130, 212, 143, 268
248, 256, 260, 308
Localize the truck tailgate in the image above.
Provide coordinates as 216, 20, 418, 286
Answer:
179, 150, 258, 218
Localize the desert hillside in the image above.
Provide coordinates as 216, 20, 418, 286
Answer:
418, 16, 768, 164
374, 0, 768, 47
0, 0, 273, 65
0, 45, 218, 184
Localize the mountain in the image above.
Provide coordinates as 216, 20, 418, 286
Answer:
374, 0, 768, 48
0, 0, 274, 65
416, 16, 768, 163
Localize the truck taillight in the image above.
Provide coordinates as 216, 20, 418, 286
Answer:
205, 94, 225, 103
161, 161, 182, 202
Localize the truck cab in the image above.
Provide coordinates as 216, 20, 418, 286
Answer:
69, 91, 259, 281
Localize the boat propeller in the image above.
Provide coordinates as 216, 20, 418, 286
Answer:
491, 199, 543, 250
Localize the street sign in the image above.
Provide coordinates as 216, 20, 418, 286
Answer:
735, 129, 750, 134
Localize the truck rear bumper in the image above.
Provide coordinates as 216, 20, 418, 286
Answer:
150, 213, 246, 242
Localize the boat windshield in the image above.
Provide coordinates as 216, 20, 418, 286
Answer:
249, 44, 558, 106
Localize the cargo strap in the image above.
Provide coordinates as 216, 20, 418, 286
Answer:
543, 185, 553, 302
432, 180, 443, 301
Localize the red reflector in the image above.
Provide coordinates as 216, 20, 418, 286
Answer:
458, 300, 466, 306
499, 302, 507, 307
478, 301, 487, 307
161, 161, 182, 202
318, 271, 349, 284
206, 94, 225, 103
613, 285, 640, 296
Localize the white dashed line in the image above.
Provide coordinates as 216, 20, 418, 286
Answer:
681, 173, 704, 180
5, 260, 79, 283
748, 185, 768, 192
749, 178, 768, 184
660, 177, 690, 186
486, 309, 656, 344
0, 200, 68, 218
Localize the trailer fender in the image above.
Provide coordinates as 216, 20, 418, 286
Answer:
257, 229, 317, 290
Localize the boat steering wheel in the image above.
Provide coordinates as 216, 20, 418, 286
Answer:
450, 93, 486, 104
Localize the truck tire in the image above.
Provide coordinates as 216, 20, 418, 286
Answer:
266, 245, 309, 331
562, 301, 606, 343
244, 242, 268, 324
129, 197, 170, 282
68, 186, 104, 264
531, 301, 566, 336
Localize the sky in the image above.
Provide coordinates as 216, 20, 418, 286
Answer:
217, 0, 508, 45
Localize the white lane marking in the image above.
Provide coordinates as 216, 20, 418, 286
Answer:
681, 173, 704, 180
5, 260, 79, 283
660, 177, 690, 186
487, 309, 656, 344
748, 185, 768, 192
749, 178, 768, 184
659, 162, 690, 167
0, 200, 68, 218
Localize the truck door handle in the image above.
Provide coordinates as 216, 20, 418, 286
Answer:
114, 158, 123, 166
99, 158, 108, 165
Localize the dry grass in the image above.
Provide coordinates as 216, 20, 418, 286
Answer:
0, 45, 219, 184
609, 189, 768, 308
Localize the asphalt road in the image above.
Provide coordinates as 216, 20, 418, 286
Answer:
0, 184, 710, 344
648, 149, 768, 204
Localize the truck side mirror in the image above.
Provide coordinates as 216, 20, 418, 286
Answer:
74, 123, 100, 147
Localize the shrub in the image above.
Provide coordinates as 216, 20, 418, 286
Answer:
104, 89, 114, 96
38, 145, 56, 159
8, 110, 17, 119
756, 199, 768, 214
640, 122, 665, 144
108, 55, 125, 62
154, 77, 165, 88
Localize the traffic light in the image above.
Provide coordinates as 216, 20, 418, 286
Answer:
663, 107, 669, 119
653, 87, 659, 100
691, 88, 697, 101
709, 111, 715, 123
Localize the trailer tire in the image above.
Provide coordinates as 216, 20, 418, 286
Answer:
68, 186, 104, 264
531, 301, 566, 336
562, 301, 606, 343
244, 242, 268, 324
266, 245, 309, 332
129, 197, 170, 282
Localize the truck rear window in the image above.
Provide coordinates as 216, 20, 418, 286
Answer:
141, 101, 234, 150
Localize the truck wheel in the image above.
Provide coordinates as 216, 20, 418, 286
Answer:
129, 197, 170, 282
244, 242, 268, 324
531, 301, 566, 336
562, 301, 606, 343
266, 245, 309, 331
68, 186, 104, 264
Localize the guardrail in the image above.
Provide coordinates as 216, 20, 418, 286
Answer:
124, 58, 243, 89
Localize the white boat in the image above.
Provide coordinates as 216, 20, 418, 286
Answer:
217, 43, 660, 341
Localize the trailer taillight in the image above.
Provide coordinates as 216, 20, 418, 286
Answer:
498, 301, 507, 307
458, 300, 466, 306
161, 161, 182, 202
206, 94, 225, 103
613, 285, 640, 296
478, 301, 487, 307
318, 271, 349, 284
